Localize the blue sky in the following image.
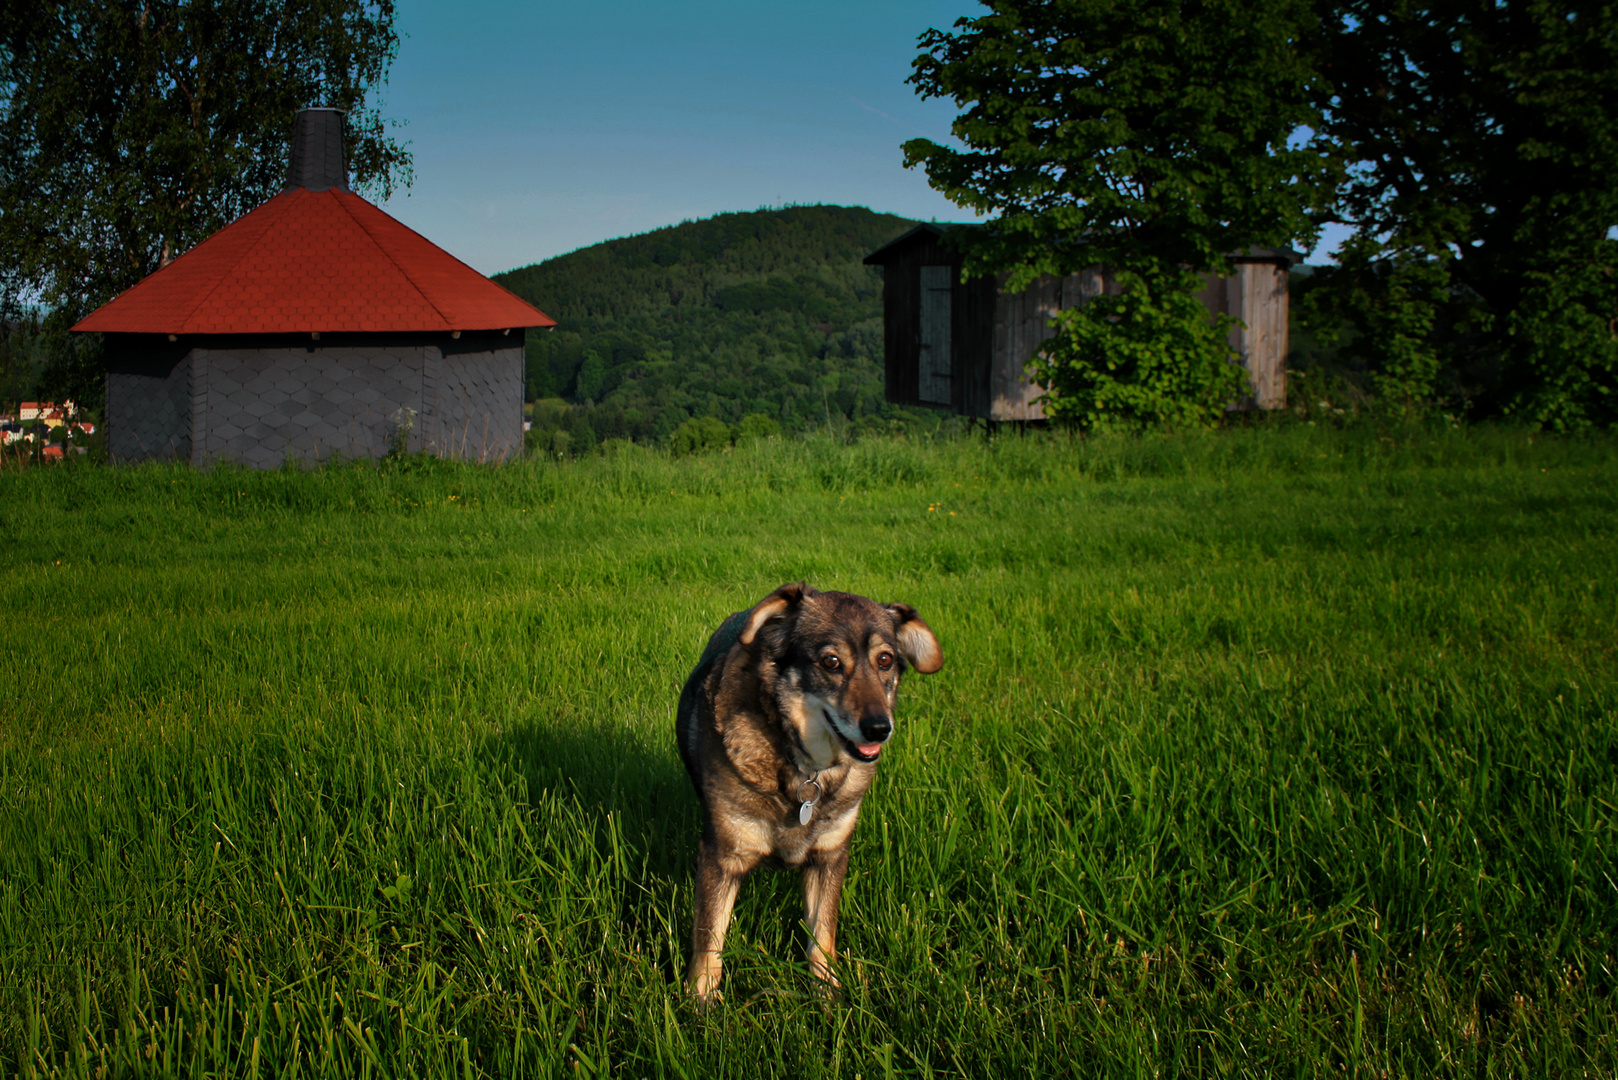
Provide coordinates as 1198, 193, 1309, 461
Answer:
373, 1, 1344, 275
375, 1, 980, 274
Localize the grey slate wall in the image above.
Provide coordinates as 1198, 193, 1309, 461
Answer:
191, 344, 429, 468
420, 344, 524, 463
105, 338, 193, 462
104, 332, 525, 468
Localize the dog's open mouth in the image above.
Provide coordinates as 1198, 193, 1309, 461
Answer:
818, 705, 886, 763
833, 729, 884, 763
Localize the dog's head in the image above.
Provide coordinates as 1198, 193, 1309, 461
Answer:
739, 583, 942, 766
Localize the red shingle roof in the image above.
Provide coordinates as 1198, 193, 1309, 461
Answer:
73, 188, 554, 335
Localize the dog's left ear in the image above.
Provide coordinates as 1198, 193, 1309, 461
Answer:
886, 603, 943, 674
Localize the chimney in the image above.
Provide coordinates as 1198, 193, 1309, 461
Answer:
284, 108, 350, 193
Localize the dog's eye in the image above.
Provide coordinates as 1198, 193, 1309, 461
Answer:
820, 654, 842, 672
876, 651, 895, 671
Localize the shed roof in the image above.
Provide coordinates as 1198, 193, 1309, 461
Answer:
862, 222, 950, 265
72, 186, 555, 335
863, 222, 1305, 270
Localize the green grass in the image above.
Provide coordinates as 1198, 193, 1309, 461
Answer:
1, 425, 1615, 1077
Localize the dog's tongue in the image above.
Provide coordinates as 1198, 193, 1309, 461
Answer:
859, 743, 883, 758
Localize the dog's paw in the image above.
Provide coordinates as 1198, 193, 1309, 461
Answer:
685, 959, 724, 1006
809, 959, 843, 1000
686, 986, 724, 1011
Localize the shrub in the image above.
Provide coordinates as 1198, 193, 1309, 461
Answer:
668, 415, 733, 456
735, 413, 781, 441
1030, 270, 1248, 431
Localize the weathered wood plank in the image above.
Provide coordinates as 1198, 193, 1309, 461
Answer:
919, 266, 953, 405
1235, 262, 1287, 409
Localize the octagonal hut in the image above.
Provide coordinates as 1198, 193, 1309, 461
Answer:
73, 109, 555, 467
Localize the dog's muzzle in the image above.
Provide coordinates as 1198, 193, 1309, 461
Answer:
841, 709, 892, 763
819, 700, 891, 763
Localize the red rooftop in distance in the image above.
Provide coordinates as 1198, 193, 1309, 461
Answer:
72, 174, 552, 336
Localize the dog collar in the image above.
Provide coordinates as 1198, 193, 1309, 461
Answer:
796, 774, 822, 826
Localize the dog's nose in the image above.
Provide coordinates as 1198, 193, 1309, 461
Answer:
859, 714, 893, 744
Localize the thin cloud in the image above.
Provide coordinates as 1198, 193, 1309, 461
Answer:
850, 95, 900, 125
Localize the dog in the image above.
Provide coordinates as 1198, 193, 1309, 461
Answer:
675, 582, 943, 1001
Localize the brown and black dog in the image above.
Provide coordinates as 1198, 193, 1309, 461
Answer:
675, 583, 943, 1000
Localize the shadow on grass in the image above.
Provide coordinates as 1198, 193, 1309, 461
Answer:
478, 710, 831, 996
483, 710, 700, 882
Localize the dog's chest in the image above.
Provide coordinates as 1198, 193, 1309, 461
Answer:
712, 780, 865, 868
764, 800, 861, 867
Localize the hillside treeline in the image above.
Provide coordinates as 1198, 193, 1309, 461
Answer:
493, 205, 924, 445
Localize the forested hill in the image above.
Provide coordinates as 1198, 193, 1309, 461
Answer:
493, 205, 920, 444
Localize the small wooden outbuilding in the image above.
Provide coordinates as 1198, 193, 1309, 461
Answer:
73, 109, 555, 467
863, 223, 1301, 420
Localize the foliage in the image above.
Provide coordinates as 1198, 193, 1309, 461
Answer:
0, 316, 45, 412
1506, 256, 1618, 429
524, 398, 597, 460
1297, 242, 1451, 414
495, 205, 920, 443
668, 414, 734, 456
1031, 267, 1248, 429
736, 411, 782, 441
0, 0, 412, 409
1299, 0, 1618, 425
1, 427, 1616, 1074
574, 349, 609, 402
904, 0, 1329, 287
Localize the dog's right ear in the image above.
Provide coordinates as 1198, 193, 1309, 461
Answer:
739, 582, 814, 647
886, 603, 943, 674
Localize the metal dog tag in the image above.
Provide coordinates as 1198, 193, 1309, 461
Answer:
796, 775, 821, 827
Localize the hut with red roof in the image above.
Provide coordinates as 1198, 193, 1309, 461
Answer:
74, 109, 555, 467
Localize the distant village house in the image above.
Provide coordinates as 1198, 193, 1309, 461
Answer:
2, 400, 92, 448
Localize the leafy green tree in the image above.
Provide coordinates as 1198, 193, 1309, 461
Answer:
669, 415, 733, 456
0, 0, 412, 406
0, 316, 44, 410
904, 0, 1332, 427
1301, 1, 1618, 427
524, 329, 560, 401
574, 350, 608, 402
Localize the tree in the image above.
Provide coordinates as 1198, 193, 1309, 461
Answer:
0, 0, 412, 406
669, 415, 733, 456
573, 349, 608, 402
1301, 0, 1618, 427
736, 412, 782, 441
904, 0, 1334, 428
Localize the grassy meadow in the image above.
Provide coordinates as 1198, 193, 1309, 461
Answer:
1, 425, 1615, 1077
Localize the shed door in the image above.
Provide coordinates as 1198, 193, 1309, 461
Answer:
919, 266, 953, 406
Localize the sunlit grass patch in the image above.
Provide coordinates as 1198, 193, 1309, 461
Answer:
1, 424, 1615, 1076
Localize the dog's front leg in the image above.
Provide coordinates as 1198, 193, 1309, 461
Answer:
687, 837, 745, 1002
802, 844, 851, 989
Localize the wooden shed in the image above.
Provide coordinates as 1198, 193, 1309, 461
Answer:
73, 109, 555, 468
863, 224, 1301, 420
